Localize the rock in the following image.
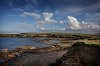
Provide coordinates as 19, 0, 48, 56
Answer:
16, 46, 36, 50
49, 42, 100, 66
1, 48, 8, 53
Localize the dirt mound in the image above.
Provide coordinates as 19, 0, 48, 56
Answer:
49, 42, 100, 66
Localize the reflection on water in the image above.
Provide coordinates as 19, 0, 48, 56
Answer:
0, 37, 49, 50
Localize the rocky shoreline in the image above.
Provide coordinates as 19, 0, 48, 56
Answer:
0, 43, 72, 66
0, 42, 100, 66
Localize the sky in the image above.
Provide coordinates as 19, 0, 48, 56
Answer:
0, 0, 100, 34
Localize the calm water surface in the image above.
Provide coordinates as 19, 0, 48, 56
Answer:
0, 37, 49, 50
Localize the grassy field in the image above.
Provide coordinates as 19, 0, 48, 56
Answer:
78, 40, 100, 45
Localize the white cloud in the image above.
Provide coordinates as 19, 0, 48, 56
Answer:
21, 12, 57, 23
68, 16, 100, 30
21, 12, 64, 31
60, 21, 65, 24
21, 12, 100, 32
21, 12, 41, 20
42, 12, 57, 23
68, 16, 81, 30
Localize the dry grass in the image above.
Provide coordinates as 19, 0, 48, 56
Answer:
78, 40, 100, 45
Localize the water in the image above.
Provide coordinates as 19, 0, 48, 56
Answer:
0, 37, 49, 50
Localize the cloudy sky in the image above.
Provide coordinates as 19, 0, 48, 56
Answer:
0, 0, 100, 34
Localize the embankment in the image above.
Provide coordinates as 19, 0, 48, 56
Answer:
49, 42, 100, 66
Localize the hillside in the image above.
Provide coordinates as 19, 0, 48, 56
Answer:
49, 42, 100, 66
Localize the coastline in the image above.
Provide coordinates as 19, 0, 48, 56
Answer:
0, 43, 71, 65
0, 33, 99, 66
0, 42, 100, 66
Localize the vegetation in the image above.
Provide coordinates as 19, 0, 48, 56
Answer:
0, 32, 99, 66
0, 33, 100, 40
49, 42, 100, 66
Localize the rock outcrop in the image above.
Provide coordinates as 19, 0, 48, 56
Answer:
49, 42, 100, 66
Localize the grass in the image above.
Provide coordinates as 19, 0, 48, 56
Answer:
78, 40, 100, 45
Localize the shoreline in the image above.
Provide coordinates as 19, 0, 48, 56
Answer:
1, 42, 100, 66
0, 44, 72, 64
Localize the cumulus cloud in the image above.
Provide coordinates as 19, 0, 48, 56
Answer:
68, 16, 100, 30
21, 12, 100, 33
42, 12, 57, 23
21, 12, 57, 23
21, 12, 65, 31
68, 16, 81, 30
